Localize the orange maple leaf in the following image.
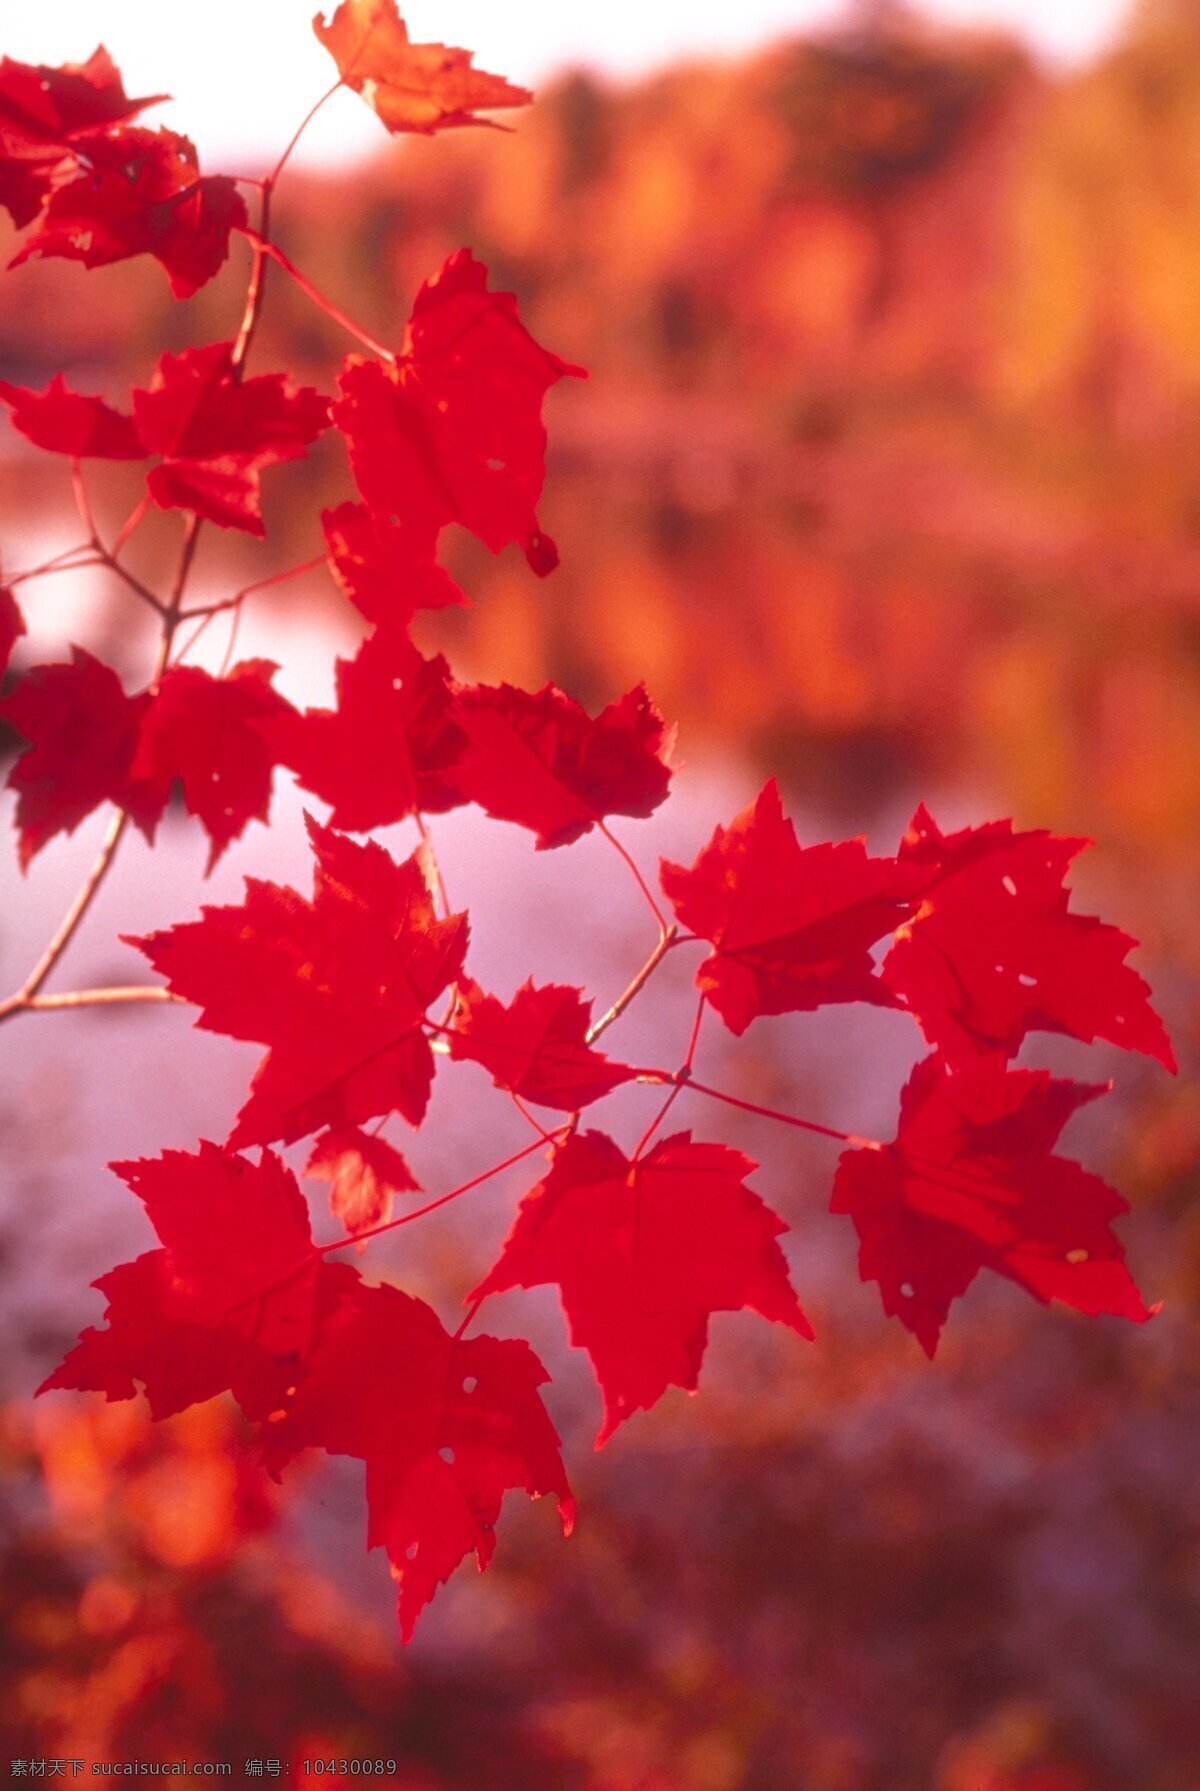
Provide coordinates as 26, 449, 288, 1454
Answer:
313, 0, 531, 134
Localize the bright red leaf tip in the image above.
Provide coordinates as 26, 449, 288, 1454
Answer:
0, 585, 24, 677
265, 1280, 571, 1639
271, 633, 465, 833
831, 1052, 1152, 1357
313, 0, 532, 136
660, 778, 927, 1035
321, 501, 468, 627
332, 249, 584, 574
132, 343, 329, 536
445, 679, 674, 849
39, 1142, 359, 1421
0, 647, 159, 867
9, 126, 246, 298
127, 815, 468, 1148
449, 978, 638, 1111
882, 805, 1176, 1072
0, 373, 145, 459
129, 660, 299, 871
471, 1129, 812, 1445
305, 1125, 420, 1243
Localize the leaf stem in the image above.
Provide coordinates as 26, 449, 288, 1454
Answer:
269, 80, 344, 187
316, 1131, 560, 1256
14, 985, 184, 1012
248, 235, 396, 363
598, 819, 670, 939
587, 923, 679, 1044
632, 991, 706, 1159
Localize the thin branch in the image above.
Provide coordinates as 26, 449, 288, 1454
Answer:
316, 1131, 560, 1256
18, 986, 184, 1012
587, 924, 679, 1044
112, 495, 152, 558
269, 80, 344, 186
672, 1075, 879, 1149
0, 809, 129, 1021
177, 556, 325, 621
249, 235, 396, 363
598, 820, 670, 939
632, 991, 706, 1159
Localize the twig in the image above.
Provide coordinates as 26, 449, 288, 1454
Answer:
587, 924, 679, 1044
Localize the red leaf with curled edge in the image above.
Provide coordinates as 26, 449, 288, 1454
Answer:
313, 0, 532, 136
38, 1142, 360, 1421
0, 585, 24, 676
9, 126, 247, 298
0, 373, 146, 459
132, 342, 329, 536
264, 1279, 572, 1640
831, 1052, 1153, 1357
881, 805, 1176, 1072
271, 634, 465, 833
305, 1126, 421, 1242
332, 250, 585, 574
0, 47, 163, 148
471, 1129, 812, 1445
445, 680, 673, 849
0, 47, 165, 228
128, 660, 299, 872
128, 816, 468, 1148
0, 647, 161, 867
322, 502, 468, 628
449, 978, 637, 1111
660, 779, 928, 1036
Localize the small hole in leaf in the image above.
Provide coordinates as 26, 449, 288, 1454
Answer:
1066, 1248, 1089, 1264
1017, 972, 1037, 987
405, 1541, 418, 1559
486, 457, 505, 471
1002, 876, 1017, 895
462, 1376, 477, 1394
439, 1445, 455, 1465
899, 1282, 915, 1299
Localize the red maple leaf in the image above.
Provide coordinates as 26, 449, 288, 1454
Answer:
0, 647, 159, 866
0, 47, 162, 148
0, 373, 146, 458
305, 1125, 421, 1242
265, 1279, 572, 1639
271, 634, 465, 832
881, 805, 1176, 1072
132, 343, 329, 536
831, 1052, 1153, 1356
129, 660, 299, 871
660, 779, 927, 1035
471, 1129, 812, 1444
9, 126, 247, 298
0, 47, 164, 228
128, 816, 468, 1147
321, 501, 467, 628
449, 978, 637, 1110
445, 679, 673, 848
332, 250, 584, 573
313, 0, 532, 135
0, 584, 24, 676
39, 1142, 358, 1420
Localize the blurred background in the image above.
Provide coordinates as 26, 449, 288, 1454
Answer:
1, 1, 1199, 1786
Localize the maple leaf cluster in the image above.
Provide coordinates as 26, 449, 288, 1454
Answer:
1, 2, 1175, 1641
